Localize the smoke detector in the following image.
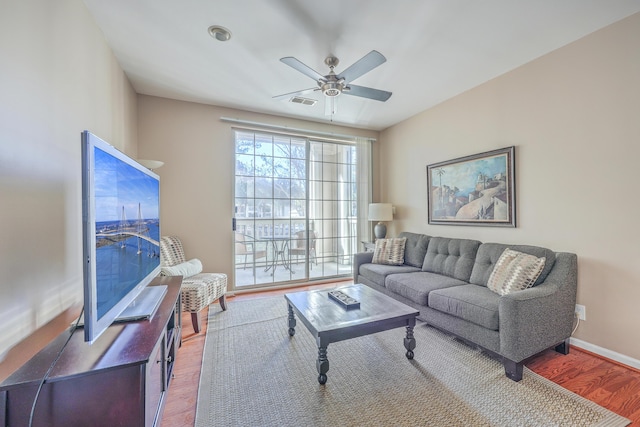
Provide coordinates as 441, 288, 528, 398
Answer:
208, 25, 231, 42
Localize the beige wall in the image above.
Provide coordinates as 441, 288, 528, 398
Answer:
380, 13, 640, 362
137, 96, 379, 286
0, 0, 137, 365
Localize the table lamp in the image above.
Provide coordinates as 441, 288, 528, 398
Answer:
368, 203, 393, 239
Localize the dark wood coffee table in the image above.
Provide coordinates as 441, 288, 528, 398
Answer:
284, 283, 419, 384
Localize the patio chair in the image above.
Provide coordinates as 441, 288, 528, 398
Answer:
235, 232, 267, 269
289, 230, 318, 269
159, 236, 227, 333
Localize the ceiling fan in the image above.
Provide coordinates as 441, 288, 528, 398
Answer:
274, 50, 392, 115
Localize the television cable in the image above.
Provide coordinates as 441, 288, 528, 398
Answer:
28, 306, 84, 427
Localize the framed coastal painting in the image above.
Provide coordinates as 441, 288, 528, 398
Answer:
426, 146, 516, 227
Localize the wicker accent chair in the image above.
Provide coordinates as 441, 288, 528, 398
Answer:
159, 236, 227, 333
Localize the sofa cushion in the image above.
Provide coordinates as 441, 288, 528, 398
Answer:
422, 237, 481, 282
429, 284, 500, 331
385, 271, 468, 306
398, 232, 430, 268
359, 263, 421, 287
487, 249, 546, 295
372, 237, 406, 265
470, 243, 556, 287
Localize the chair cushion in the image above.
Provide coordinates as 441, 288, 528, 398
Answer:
161, 258, 203, 278
181, 273, 227, 312
385, 272, 468, 306
429, 284, 500, 331
486, 249, 546, 295
372, 237, 407, 265
422, 237, 481, 282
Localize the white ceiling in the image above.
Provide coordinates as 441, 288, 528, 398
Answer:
82, 0, 640, 131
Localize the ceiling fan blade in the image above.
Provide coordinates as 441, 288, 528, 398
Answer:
345, 84, 392, 102
273, 87, 318, 101
280, 57, 325, 82
337, 50, 386, 83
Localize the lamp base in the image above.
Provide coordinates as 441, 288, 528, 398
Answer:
374, 222, 387, 239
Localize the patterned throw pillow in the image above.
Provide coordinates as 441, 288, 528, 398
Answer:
487, 249, 546, 295
372, 238, 407, 266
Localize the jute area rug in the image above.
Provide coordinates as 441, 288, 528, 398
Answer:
195, 296, 629, 427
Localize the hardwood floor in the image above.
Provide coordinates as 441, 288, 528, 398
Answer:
527, 348, 640, 424
161, 283, 640, 426
160, 309, 209, 427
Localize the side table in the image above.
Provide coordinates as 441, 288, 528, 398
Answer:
362, 241, 376, 252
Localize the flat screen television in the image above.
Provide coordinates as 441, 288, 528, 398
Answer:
81, 130, 164, 343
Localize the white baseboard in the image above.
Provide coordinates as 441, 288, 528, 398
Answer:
570, 337, 640, 370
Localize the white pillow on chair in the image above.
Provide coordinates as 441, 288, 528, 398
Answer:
161, 258, 203, 278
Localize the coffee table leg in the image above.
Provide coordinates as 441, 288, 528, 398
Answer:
287, 304, 296, 336
404, 325, 416, 359
317, 345, 329, 384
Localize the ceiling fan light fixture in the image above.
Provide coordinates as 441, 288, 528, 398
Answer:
321, 81, 343, 97
208, 25, 231, 42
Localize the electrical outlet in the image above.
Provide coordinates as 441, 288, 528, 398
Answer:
575, 304, 586, 321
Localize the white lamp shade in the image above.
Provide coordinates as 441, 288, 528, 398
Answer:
368, 203, 393, 222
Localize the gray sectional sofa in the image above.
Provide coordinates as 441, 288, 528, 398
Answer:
354, 232, 578, 381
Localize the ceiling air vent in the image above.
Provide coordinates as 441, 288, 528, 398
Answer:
290, 96, 317, 106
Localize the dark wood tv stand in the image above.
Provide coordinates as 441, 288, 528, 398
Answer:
0, 276, 182, 427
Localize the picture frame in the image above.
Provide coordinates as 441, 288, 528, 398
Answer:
426, 146, 516, 227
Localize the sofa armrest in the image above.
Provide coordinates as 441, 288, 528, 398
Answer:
498, 252, 578, 362
353, 252, 375, 282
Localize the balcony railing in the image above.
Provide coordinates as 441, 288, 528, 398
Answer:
235, 218, 308, 239
234, 217, 357, 288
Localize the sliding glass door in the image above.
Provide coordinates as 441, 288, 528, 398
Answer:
234, 130, 358, 288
